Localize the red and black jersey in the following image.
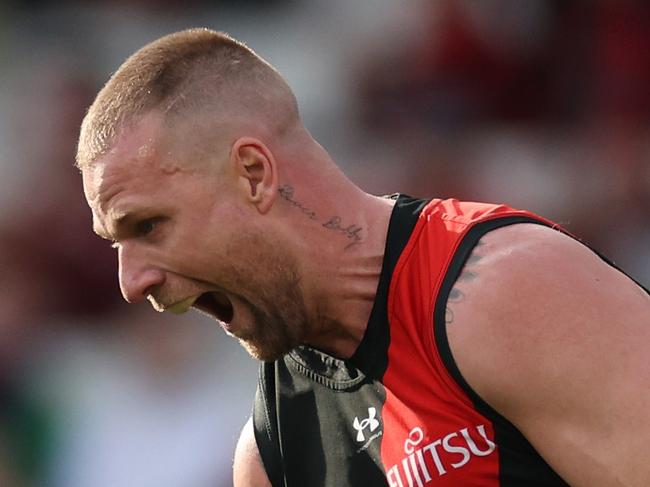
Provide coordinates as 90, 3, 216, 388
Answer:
254, 195, 584, 486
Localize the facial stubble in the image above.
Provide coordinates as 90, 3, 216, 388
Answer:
234, 266, 308, 362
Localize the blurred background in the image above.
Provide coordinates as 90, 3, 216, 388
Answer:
0, 0, 648, 485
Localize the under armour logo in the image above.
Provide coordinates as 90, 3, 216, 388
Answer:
353, 407, 380, 442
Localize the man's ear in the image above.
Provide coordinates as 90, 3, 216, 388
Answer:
230, 137, 278, 214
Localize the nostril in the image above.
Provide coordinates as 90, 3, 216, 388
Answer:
119, 267, 166, 304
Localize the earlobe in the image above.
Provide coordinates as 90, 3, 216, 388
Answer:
231, 137, 277, 214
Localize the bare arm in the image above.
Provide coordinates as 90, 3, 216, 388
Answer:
446, 223, 650, 487
233, 417, 272, 487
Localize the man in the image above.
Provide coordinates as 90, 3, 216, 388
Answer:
77, 29, 650, 487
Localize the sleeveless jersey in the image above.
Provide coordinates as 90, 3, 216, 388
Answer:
253, 195, 632, 486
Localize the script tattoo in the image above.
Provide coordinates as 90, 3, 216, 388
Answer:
278, 184, 364, 247
278, 185, 318, 220
322, 216, 363, 248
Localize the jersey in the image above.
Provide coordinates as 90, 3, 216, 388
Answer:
253, 195, 611, 487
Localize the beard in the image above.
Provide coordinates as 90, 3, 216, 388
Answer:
238, 302, 303, 362
200, 220, 312, 362
231, 262, 309, 362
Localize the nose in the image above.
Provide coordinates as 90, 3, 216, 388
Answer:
117, 244, 165, 303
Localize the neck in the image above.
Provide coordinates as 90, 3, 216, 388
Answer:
271, 127, 397, 358
282, 171, 395, 357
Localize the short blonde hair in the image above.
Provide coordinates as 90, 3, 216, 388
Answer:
76, 28, 299, 168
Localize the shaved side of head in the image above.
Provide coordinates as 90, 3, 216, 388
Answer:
76, 28, 300, 169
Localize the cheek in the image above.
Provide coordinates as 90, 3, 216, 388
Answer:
172, 202, 263, 284
169, 230, 233, 282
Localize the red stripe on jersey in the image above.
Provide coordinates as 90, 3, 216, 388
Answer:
378, 199, 557, 486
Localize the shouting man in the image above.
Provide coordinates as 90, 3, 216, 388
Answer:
78, 29, 650, 487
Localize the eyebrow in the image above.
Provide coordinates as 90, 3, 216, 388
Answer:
94, 210, 135, 241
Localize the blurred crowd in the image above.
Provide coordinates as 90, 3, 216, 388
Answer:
0, 0, 648, 485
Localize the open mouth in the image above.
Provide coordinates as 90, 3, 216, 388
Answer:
193, 292, 234, 324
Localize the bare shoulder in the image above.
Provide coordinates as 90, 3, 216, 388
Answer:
446, 222, 650, 487
233, 417, 272, 487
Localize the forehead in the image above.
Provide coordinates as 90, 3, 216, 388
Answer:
82, 113, 175, 227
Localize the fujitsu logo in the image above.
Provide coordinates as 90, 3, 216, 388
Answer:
353, 407, 380, 442
386, 424, 496, 486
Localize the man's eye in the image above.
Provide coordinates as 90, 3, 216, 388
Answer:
135, 218, 162, 237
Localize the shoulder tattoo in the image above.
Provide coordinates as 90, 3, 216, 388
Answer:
444, 239, 484, 325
